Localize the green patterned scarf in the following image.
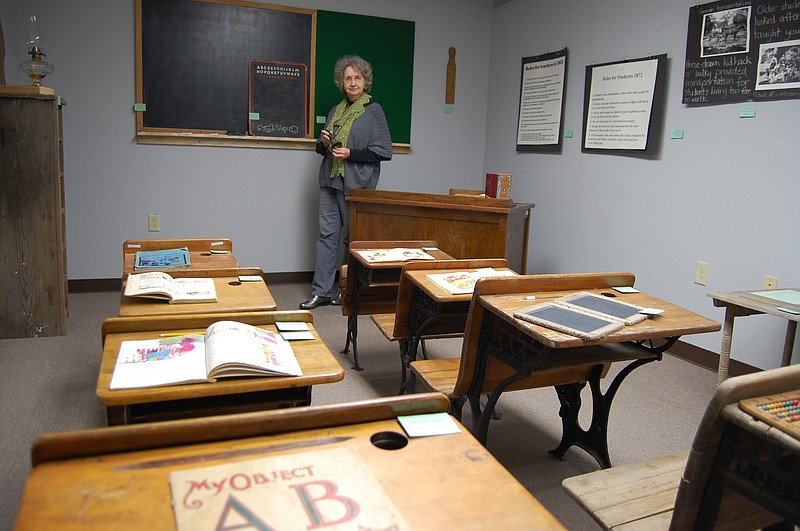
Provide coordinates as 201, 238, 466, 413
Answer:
328, 92, 372, 178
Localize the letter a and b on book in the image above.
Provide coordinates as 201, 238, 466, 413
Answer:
110, 321, 303, 390
124, 271, 217, 304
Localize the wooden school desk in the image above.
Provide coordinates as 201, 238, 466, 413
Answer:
119, 267, 277, 317
341, 240, 452, 370
463, 274, 721, 468
708, 288, 800, 383
695, 388, 800, 527
395, 259, 514, 392
97, 311, 344, 425
123, 238, 239, 276
16, 394, 565, 531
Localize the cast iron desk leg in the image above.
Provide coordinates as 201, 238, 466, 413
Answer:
341, 262, 370, 371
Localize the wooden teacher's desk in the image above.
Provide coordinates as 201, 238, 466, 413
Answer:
97, 311, 344, 425
119, 267, 277, 317
708, 288, 800, 383
463, 274, 721, 468
16, 394, 565, 530
123, 238, 239, 276
347, 189, 535, 273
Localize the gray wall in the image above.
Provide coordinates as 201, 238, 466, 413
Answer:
2, 0, 494, 276
484, 0, 799, 369
3, 0, 798, 370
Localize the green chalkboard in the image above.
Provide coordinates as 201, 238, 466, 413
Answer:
136, 1, 414, 146
314, 11, 415, 144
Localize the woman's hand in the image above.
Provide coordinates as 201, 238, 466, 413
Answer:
331, 146, 350, 159
320, 129, 333, 148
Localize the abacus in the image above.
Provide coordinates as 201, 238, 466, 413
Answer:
739, 390, 800, 439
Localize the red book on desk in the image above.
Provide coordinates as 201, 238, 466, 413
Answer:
485, 173, 512, 199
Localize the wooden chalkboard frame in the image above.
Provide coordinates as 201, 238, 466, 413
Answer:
135, 0, 316, 149
135, 1, 414, 152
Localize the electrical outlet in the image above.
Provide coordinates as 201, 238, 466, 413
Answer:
763, 275, 778, 290
148, 214, 160, 232
694, 261, 709, 286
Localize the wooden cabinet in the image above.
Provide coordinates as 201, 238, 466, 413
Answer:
346, 189, 535, 273
0, 86, 67, 338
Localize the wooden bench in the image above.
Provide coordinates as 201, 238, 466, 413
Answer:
562, 364, 800, 530
410, 272, 637, 418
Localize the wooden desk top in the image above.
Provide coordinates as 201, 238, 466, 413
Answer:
123, 238, 238, 276
16, 400, 564, 530
479, 287, 721, 349
405, 267, 518, 303
97, 320, 343, 408
351, 247, 454, 270
709, 289, 800, 322
119, 273, 277, 317
347, 188, 535, 214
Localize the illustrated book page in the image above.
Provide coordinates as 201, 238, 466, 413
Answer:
425, 268, 516, 295
133, 247, 191, 270
353, 248, 435, 263
169, 447, 410, 531
124, 272, 217, 304
109, 321, 302, 390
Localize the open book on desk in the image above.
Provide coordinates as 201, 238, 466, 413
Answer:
124, 271, 217, 304
513, 291, 649, 340
426, 268, 516, 295
109, 320, 303, 390
133, 247, 191, 270
353, 248, 436, 263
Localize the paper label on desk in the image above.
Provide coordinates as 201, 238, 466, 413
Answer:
280, 331, 316, 340
276, 321, 310, 331
169, 447, 409, 530
613, 286, 640, 294
397, 412, 461, 437
752, 289, 800, 306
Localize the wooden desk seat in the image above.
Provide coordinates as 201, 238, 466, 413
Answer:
411, 272, 635, 417
562, 364, 800, 530
32, 393, 452, 466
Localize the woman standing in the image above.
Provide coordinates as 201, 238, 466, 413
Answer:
300, 55, 393, 309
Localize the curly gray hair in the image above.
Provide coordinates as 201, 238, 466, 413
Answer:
333, 55, 373, 92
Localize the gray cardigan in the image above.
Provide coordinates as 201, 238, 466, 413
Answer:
316, 100, 393, 195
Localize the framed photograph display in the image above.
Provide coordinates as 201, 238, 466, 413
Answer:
516, 48, 568, 152
581, 54, 667, 154
683, 0, 800, 104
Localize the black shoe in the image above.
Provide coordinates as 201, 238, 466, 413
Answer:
330, 292, 342, 306
299, 295, 331, 310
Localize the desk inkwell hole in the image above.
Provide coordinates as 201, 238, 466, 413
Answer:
201, 252, 212, 256
228, 281, 242, 286
370, 431, 408, 450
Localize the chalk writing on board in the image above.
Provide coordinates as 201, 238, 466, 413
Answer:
249, 61, 309, 138
683, 0, 800, 103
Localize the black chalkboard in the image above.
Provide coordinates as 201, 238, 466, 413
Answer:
248, 60, 308, 137
137, 0, 314, 134
683, 0, 800, 104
